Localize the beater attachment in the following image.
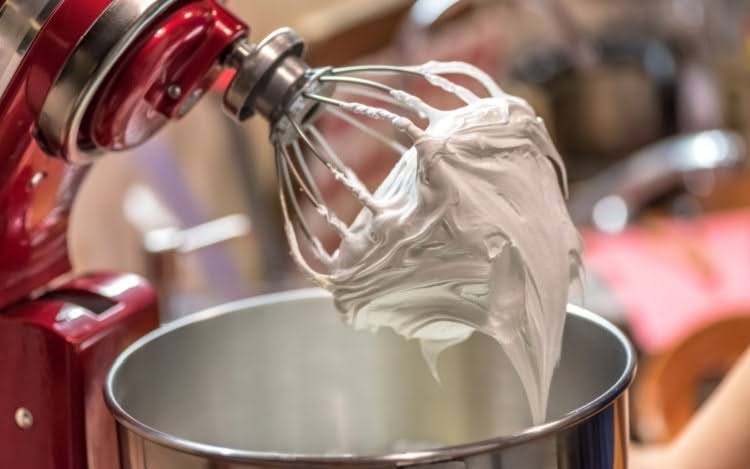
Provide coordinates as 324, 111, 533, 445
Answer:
223, 29, 512, 277
265, 60, 509, 279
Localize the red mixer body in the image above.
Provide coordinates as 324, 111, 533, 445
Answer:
0, 0, 247, 467
0, 274, 159, 469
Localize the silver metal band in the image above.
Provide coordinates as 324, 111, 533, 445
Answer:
37, 0, 180, 163
223, 28, 307, 123
0, 0, 61, 101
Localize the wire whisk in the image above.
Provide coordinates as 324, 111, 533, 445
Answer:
222, 28, 506, 276
268, 61, 506, 280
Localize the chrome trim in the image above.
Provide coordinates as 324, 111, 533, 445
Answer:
37, 0, 180, 163
223, 28, 307, 122
105, 288, 636, 466
0, 0, 60, 101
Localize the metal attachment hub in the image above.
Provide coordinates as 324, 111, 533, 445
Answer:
223, 28, 310, 123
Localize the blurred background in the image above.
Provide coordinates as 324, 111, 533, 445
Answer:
69, 0, 750, 448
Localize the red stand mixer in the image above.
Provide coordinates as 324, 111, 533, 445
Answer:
0, 1, 310, 467
0, 2, 640, 467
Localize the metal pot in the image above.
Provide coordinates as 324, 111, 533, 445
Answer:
105, 289, 635, 468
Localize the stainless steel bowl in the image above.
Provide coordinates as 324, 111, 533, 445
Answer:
105, 289, 635, 468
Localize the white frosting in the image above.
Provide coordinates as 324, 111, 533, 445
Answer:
283, 62, 583, 424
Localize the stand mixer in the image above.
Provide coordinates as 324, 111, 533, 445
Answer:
0, 1, 636, 468
0, 1, 320, 467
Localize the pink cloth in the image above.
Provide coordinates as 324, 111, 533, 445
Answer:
584, 210, 750, 352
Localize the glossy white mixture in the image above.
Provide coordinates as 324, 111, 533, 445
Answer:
284, 62, 583, 424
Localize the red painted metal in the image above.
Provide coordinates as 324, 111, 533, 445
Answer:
0, 272, 158, 469
86, 1, 246, 150
0, 0, 246, 309
0, 0, 248, 468
0, 0, 111, 312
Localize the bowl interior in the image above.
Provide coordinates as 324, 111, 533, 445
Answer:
108, 290, 631, 456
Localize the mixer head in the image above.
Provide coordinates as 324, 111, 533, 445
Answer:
33, 19, 316, 162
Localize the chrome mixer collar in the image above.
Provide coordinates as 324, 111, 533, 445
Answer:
223, 28, 316, 124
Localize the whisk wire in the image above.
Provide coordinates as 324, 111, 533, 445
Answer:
276, 154, 333, 278
305, 125, 380, 213
325, 106, 407, 155
277, 151, 335, 266
279, 144, 321, 211
276, 153, 314, 243
291, 140, 325, 203
319, 75, 394, 93
330, 64, 426, 77
281, 142, 350, 237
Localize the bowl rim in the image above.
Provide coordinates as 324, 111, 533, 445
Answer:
105, 287, 636, 466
